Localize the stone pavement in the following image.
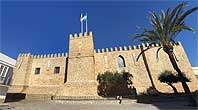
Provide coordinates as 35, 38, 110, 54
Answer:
0, 100, 197, 110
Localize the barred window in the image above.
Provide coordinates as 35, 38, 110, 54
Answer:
1, 66, 8, 77
0, 64, 9, 77
54, 67, 60, 74
0, 65, 4, 75
35, 68, 40, 75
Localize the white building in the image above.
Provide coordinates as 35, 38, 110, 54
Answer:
0, 53, 16, 85
0, 52, 16, 102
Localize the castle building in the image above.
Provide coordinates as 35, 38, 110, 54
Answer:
8, 32, 197, 100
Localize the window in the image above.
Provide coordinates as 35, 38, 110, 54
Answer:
0, 64, 4, 75
54, 67, 60, 74
35, 68, 40, 75
0, 64, 9, 78
1, 66, 8, 77
118, 55, 126, 68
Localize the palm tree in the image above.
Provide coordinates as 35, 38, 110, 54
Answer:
133, 2, 197, 106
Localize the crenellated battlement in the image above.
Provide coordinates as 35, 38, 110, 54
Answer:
94, 41, 181, 53
18, 42, 181, 57
19, 52, 68, 59
18, 53, 32, 57
69, 32, 93, 39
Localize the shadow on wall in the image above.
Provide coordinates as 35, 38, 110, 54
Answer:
136, 69, 197, 109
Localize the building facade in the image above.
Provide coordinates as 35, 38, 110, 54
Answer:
8, 32, 197, 99
0, 52, 16, 102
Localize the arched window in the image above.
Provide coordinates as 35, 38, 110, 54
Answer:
118, 55, 126, 68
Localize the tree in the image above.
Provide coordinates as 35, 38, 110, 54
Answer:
133, 2, 197, 106
158, 70, 190, 94
97, 71, 133, 97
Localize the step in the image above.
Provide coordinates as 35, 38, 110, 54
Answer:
51, 99, 137, 105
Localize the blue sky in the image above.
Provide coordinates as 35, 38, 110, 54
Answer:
1, 1, 198, 66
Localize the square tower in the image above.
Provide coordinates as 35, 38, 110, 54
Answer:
55, 32, 98, 97
67, 32, 95, 82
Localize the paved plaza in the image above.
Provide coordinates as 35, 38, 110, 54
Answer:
0, 99, 197, 110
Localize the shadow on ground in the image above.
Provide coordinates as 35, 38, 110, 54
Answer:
3, 92, 198, 110
136, 91, 198, 110
5, 93, 26, 103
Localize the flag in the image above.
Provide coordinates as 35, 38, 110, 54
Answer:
80, 14, 87, 23
80, 13, 88, 33
80, 13, 83, 23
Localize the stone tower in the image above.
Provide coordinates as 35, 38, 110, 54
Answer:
8, 53, 33, 93
67, 32, 95, 82
55, 32, 98, 97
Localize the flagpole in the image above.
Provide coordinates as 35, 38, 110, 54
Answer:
80, 13, 83, 33
86, 13, 88, 32
80, 22, 82, 33
81, 21, 83, 33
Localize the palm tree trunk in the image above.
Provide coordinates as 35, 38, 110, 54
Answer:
168, 83, 178, 94
166, 51, 197, 106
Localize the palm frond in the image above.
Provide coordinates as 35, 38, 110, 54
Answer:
163, 8, 171, 37
172, 25, 194, 34
150, 12, 163, 36
133, 27, 160, 42
169, 2, 186, 34
170, 2, 187, 20
160, 10, 165, 23
176, 7, 198, 25
133, 2, 197, 54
